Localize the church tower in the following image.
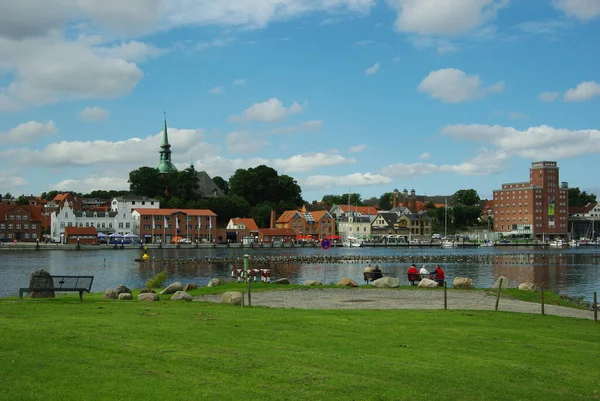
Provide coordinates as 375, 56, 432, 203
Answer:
156, 114, 177, 174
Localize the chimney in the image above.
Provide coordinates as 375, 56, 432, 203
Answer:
403, 188, 408, 206
270, 209, 276, 229
393, 189, 398, 209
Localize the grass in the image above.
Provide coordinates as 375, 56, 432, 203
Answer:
1, 287, 599, 400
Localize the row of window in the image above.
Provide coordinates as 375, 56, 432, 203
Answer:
1, 233, 38, 239
6, 215, 29, 220
59, 222, 131, 229
0, 223, 37, 230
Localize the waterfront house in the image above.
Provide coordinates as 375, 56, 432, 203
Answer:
0, 204, 43, 242
132, 208, 217, 244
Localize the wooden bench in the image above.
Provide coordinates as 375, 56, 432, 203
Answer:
19, 275, 94, 302
408, 273, 445, 286
363, 271, 396, 284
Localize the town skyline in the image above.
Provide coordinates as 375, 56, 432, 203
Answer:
1, 1, 599, 202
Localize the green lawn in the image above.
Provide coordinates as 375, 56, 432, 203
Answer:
1, 290, 599, 400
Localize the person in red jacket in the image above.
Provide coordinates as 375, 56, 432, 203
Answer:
434, 265, 445, 286
407, 264, 418, 274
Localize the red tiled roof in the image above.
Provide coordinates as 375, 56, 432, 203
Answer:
337, 205, 379, 215
231, 218, 259, 231
308, 210, 332, 221
133, 208, 217, 217
65, 226, 98, 235
258, 228, 295, 236
276, 210, 302, 223
53, 193, 68, 202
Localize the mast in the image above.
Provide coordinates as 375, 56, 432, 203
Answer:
444, 198, 448, 238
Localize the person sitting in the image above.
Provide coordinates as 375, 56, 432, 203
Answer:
434, 265, 445, 286
364, 263, 374, 283
372, 265, 383, 281
407, 264, 419, 285
364, 263, 373, 273
407, 264, 418, 274
419, 265, 430, 279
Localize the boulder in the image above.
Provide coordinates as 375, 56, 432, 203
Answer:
139, 288, 156, 294
207, 278, 226, 288
137, 293, 159, 302
453, 277, 474, 289
272, 278, 290, 285
184, 283, 198, 292
222, 292, 242, 305
115, 285, 132, 295
492, 276, 510, 289
118, 293, 132, 300
337, 278, 358, 287
303, 280, 323, 286
518, 282, 537, 292
418, 278, 438, 288
160, 282, 183, 294
104, 288, 118, 299
372, 277, 400, 288
171, 291, 193, 301
29, 269, 55, 298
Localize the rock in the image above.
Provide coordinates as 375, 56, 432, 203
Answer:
184, 283, 198, 291
303, 280, 323, 286
518, 282, 537, 292
139, 288, 156, 294
272, 278, 290, 285
222, 292, 242, 305
104, 288, 118, 299
492, 276, 510, 289
372, 277, 400, 288
115, 285, 131, 295
337, 278, 358, 287
171, 291, 193, 301
453, 277, 474, 289
29, 269, 55, 298
137, 293, 159, 301
118, 293, 132, 300
418, 278, 438, 288
207, 278, 226, 287
160, 282, 183, 294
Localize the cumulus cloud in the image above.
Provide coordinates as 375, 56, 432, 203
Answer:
418, 68, 504, 103
228, 98, 305, 123
272, 152, 356, 172
0, 170, 28, 189
553, 0, 600, 20
79, 106, 109, 122
349, 144, 367, 153
380, 162, 439, 178
365, 62, 380, 75
225, 131, 269, 154
564, 81, 600, 102
50, 176, 129, 192
539, 91, 560, 102
302, 172, 392, 189
269, 120, 323, 135
0, 120, 57, 144
418, 152, 431, 160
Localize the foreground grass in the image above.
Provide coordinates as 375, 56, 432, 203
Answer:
1, 294, 599, 401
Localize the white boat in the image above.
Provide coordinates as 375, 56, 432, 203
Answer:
440, 199, 456, 248
342, 236, 364, 247
549, 239, 567, 247
568, 240, 579, 247
441, 239, 456, 248
481, 240, 495, 247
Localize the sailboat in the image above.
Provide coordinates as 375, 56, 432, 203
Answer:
341, 189, 364, 247
441, 198, 456, 248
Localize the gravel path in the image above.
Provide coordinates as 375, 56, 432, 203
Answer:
194, 288, 596, 320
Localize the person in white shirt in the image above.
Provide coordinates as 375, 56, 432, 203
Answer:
420, 265, 430, 278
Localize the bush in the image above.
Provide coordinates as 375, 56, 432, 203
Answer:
145, 271, 168, 289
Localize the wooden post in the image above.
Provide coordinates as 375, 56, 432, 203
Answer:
244, 254, 251, 307
594, 292, 598, 322
241, 291, 245, 308
444, 281, 447, 310
495, 279, 503, 311
541, 285, 545, 316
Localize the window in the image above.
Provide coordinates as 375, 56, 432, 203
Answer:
0, 224, 3, 229
86, 222, 90, 227
16, 224, 21, 229
126, 223, 130, 229
65, 213, 68, 218
9, 215, 14, 220
60, 222, 65, 228
23, 215, 28, 220
119, 223, 124, 229
16, 215, 21, 220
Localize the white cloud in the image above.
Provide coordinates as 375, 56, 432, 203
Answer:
365, 62, 380, 75
0, 170, 28, 189
411, 37, 459, 54
441, 124, 600, 160
79, 106, 109, 122
225, 131, 269, 154
303, 172, 392, 189
0, 120, 57, 144
269, 120, 323, 134
228, 98, 305, 123
209, 86, 224, 94
553, 0, 600, 21
516, 20, 573, 35
388, 0, 507, 35
539, 91, 560, 102
564, 81, 600, 102
418, 152, 431, 160
438, 149, 508, 175
349, 144, 367, 153
50, 176, 129, 192
233, 78, 246, 86
272, 152, 356, 172
380, 162, 439, 178
95, 41, 166, 62
418, 68, 504, 103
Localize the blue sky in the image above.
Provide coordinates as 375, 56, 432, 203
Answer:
1, 0, 599, 203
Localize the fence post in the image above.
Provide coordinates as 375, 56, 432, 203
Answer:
594, 292, 598, 322
244, 254, 251, 307
495, 279, 503, 311
444, 281, 447, 310
541, 285, 545, 316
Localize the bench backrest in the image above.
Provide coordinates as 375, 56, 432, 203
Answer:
30, 275, 94, 291
407, 273, 421, 281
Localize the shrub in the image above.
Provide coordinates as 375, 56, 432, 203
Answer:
145, 271, 168, 289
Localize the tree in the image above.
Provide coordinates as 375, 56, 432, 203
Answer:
321, 193, 363, 208
128, 167, 164, 198
212, 176, 229, 195
452, 189, 480, 207
568, 187, 597, 207
378, 192, 393, 211
3, 192, 13, 200
16, 195, 29, 205
363, 197, 379, 207
229, 165, 303, 207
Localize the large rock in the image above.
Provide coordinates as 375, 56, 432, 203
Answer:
139, 288, 156, 294
207, 278, 226, 287
372, 277, 400, 288
118, 293, 132, 300
518, 282, 537, 292
137, 293, 159, 301
104, 288, 118, 299
184, 283, 198, 292
29, 269, 55, 298
337, 278, 358, 287
492, 276, 510, 289
115, 285, 132, 295
160, 282, 183, 294
418, 278, 438, 288
303, 280, 323, 286
222, 292, 242, 305
272, 278, 290, 285
171, 291, 193, 301
453, 277, 474, 289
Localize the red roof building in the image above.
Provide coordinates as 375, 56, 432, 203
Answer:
132, 208, 217, 244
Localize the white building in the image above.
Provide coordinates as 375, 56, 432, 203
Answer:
111, 196, 160, 214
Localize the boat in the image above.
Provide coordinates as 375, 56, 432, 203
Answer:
549, 239, 567, 247
440, 199, 456, 248
481, 240, 495, 247
568, 240, 579, 247
441, 239, 456, 248
342, 236, 364, 247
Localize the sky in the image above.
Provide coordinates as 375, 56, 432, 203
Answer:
1, 0, 599, 203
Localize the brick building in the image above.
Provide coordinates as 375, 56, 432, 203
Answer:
132, 208, 217, 244
493, 161, 569, 239
0, 204, 43, 242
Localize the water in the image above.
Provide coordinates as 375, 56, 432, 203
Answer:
1, 246, 599, 301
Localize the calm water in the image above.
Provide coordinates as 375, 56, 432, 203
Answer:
1, 246, 599, 301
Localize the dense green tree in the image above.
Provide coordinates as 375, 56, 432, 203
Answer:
44, 190, 60, 201
170, 165, 199, 202
82, 190, 130, 199
3, 192, 13, 200
16, 195, 29, 205
250, 202, 275, 228
321, 193, 363, 207
363, 197, 379, 207
229, 165, 303, 207
452, 189, 481, 207
378, 192, 393, 210
452, 206, 482, 229
568, 187, 597, 207
425, 201, 436, 210
212, 176, 230, 195
128, 167, 164, 198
